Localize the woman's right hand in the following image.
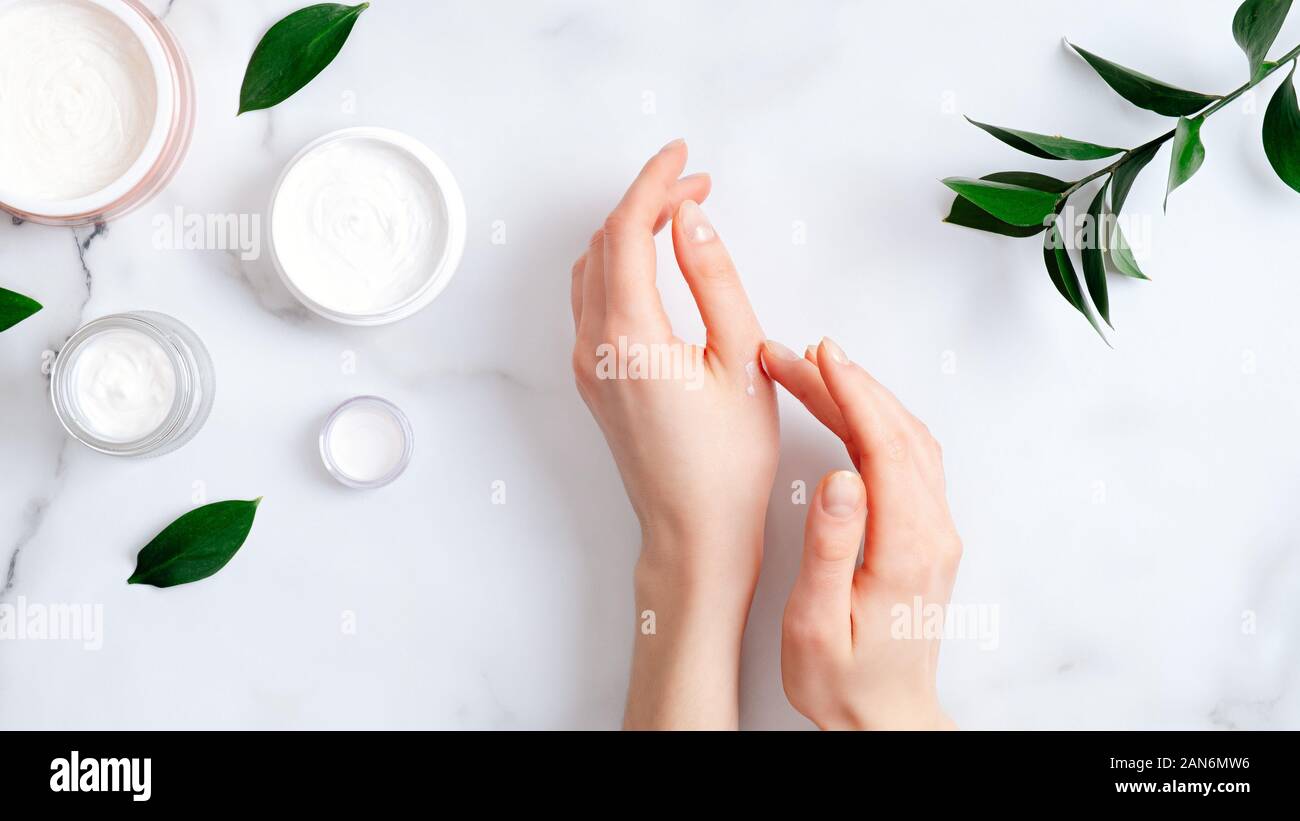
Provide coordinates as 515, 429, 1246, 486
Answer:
759, 337, 963, 730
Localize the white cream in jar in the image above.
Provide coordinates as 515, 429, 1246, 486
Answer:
319, 396, 414, 488
0, 0, 160, 203
70, 327, 175, 441
271, 127, 466, 325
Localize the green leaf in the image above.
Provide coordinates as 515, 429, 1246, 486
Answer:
1263, 61, 1300, 193
238, 3, 370, 115
941, 177, 1062, 227
0, 287, 42, 333
1082, 183, 1111, 328
1110, 141, 1163, 215
1069, 42, 1221, 117
965, 117, 1124, 161
128, 499, 263, 588
943, 172, 1069, 237
1043, 221, 1108, 343
1108, 224, 1149, 280
1103, 142, 1161, 281
1165, 116, 1207, 210
1234, 0, 1294, 81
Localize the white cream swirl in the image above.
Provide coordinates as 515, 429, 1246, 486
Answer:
0, 0, 158, 202
272, 136, 447, 316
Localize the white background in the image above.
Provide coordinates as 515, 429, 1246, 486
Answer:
1, 0, 1296, 729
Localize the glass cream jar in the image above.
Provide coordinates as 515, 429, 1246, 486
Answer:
50, 311, 214, 457
0, 0, 195, 226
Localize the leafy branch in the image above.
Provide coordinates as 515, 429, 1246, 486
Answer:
943, 0, 1300, 343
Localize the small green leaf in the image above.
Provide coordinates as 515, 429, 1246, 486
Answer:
941, 177, 1062, 227
943, 172, 1069, 237
1263, 61, 1300, 193
1110, 141, 1163, 216
1165, 116, 1207, 210
1108, 224, 1149, 280
1082, 183, 1111, 328
128, 499, 263, 588
1043, 221, 1108, 343
1234, 0, 1294, 81
1069, 42, 1221, 117
965, 117, 1125, 161
0, 287, 42, 333
238, 3, 370, 115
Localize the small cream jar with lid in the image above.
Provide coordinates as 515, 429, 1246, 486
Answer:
50, 311, 214, 457
0, 0, 194, 225
269, 127, 467, 325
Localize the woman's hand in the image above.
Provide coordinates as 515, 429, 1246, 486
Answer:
571, 140, 778, 728
760, 338, 962, 730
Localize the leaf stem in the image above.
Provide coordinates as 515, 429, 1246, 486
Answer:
1063, 42, 1300, 197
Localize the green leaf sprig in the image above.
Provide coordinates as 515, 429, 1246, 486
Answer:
128, 499, 262, 588
0, 287, 41, 333
238, 2, 370, 115
944, 0, 1300, 342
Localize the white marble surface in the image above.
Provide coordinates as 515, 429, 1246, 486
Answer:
2, 0, 1298, 729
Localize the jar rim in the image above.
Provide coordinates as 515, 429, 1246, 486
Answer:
50, 312, 196, 456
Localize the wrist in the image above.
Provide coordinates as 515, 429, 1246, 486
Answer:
636, 519, 765, 595
838, 702, 956, 731
623, 529, 763, 730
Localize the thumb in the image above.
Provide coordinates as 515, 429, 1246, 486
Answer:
671, 199, 764, 365
786, 470, 866, 646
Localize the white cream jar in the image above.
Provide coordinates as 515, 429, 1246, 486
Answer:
270, 127, 466, 325
0, 0, 194, 225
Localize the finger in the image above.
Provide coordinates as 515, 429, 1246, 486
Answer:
602, 139, 690, 329
577, 229, 606, 341
575, 171, 705, 337
760, 340, 850, 443
570, 253, 586, 332
653, 173, 712, 234
786, 470, 867, 646
670, 199, 764, 365
804, 345, 818, 364
815, 337, 916, 473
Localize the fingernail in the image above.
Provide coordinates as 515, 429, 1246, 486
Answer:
805, 345, 818, 361
763, 340, 799, 361
660, 137, 685, 152
759, 341, 796, 378
822, 470, 863, 518
679, 200, 715, 243
821, 337, 849, 365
